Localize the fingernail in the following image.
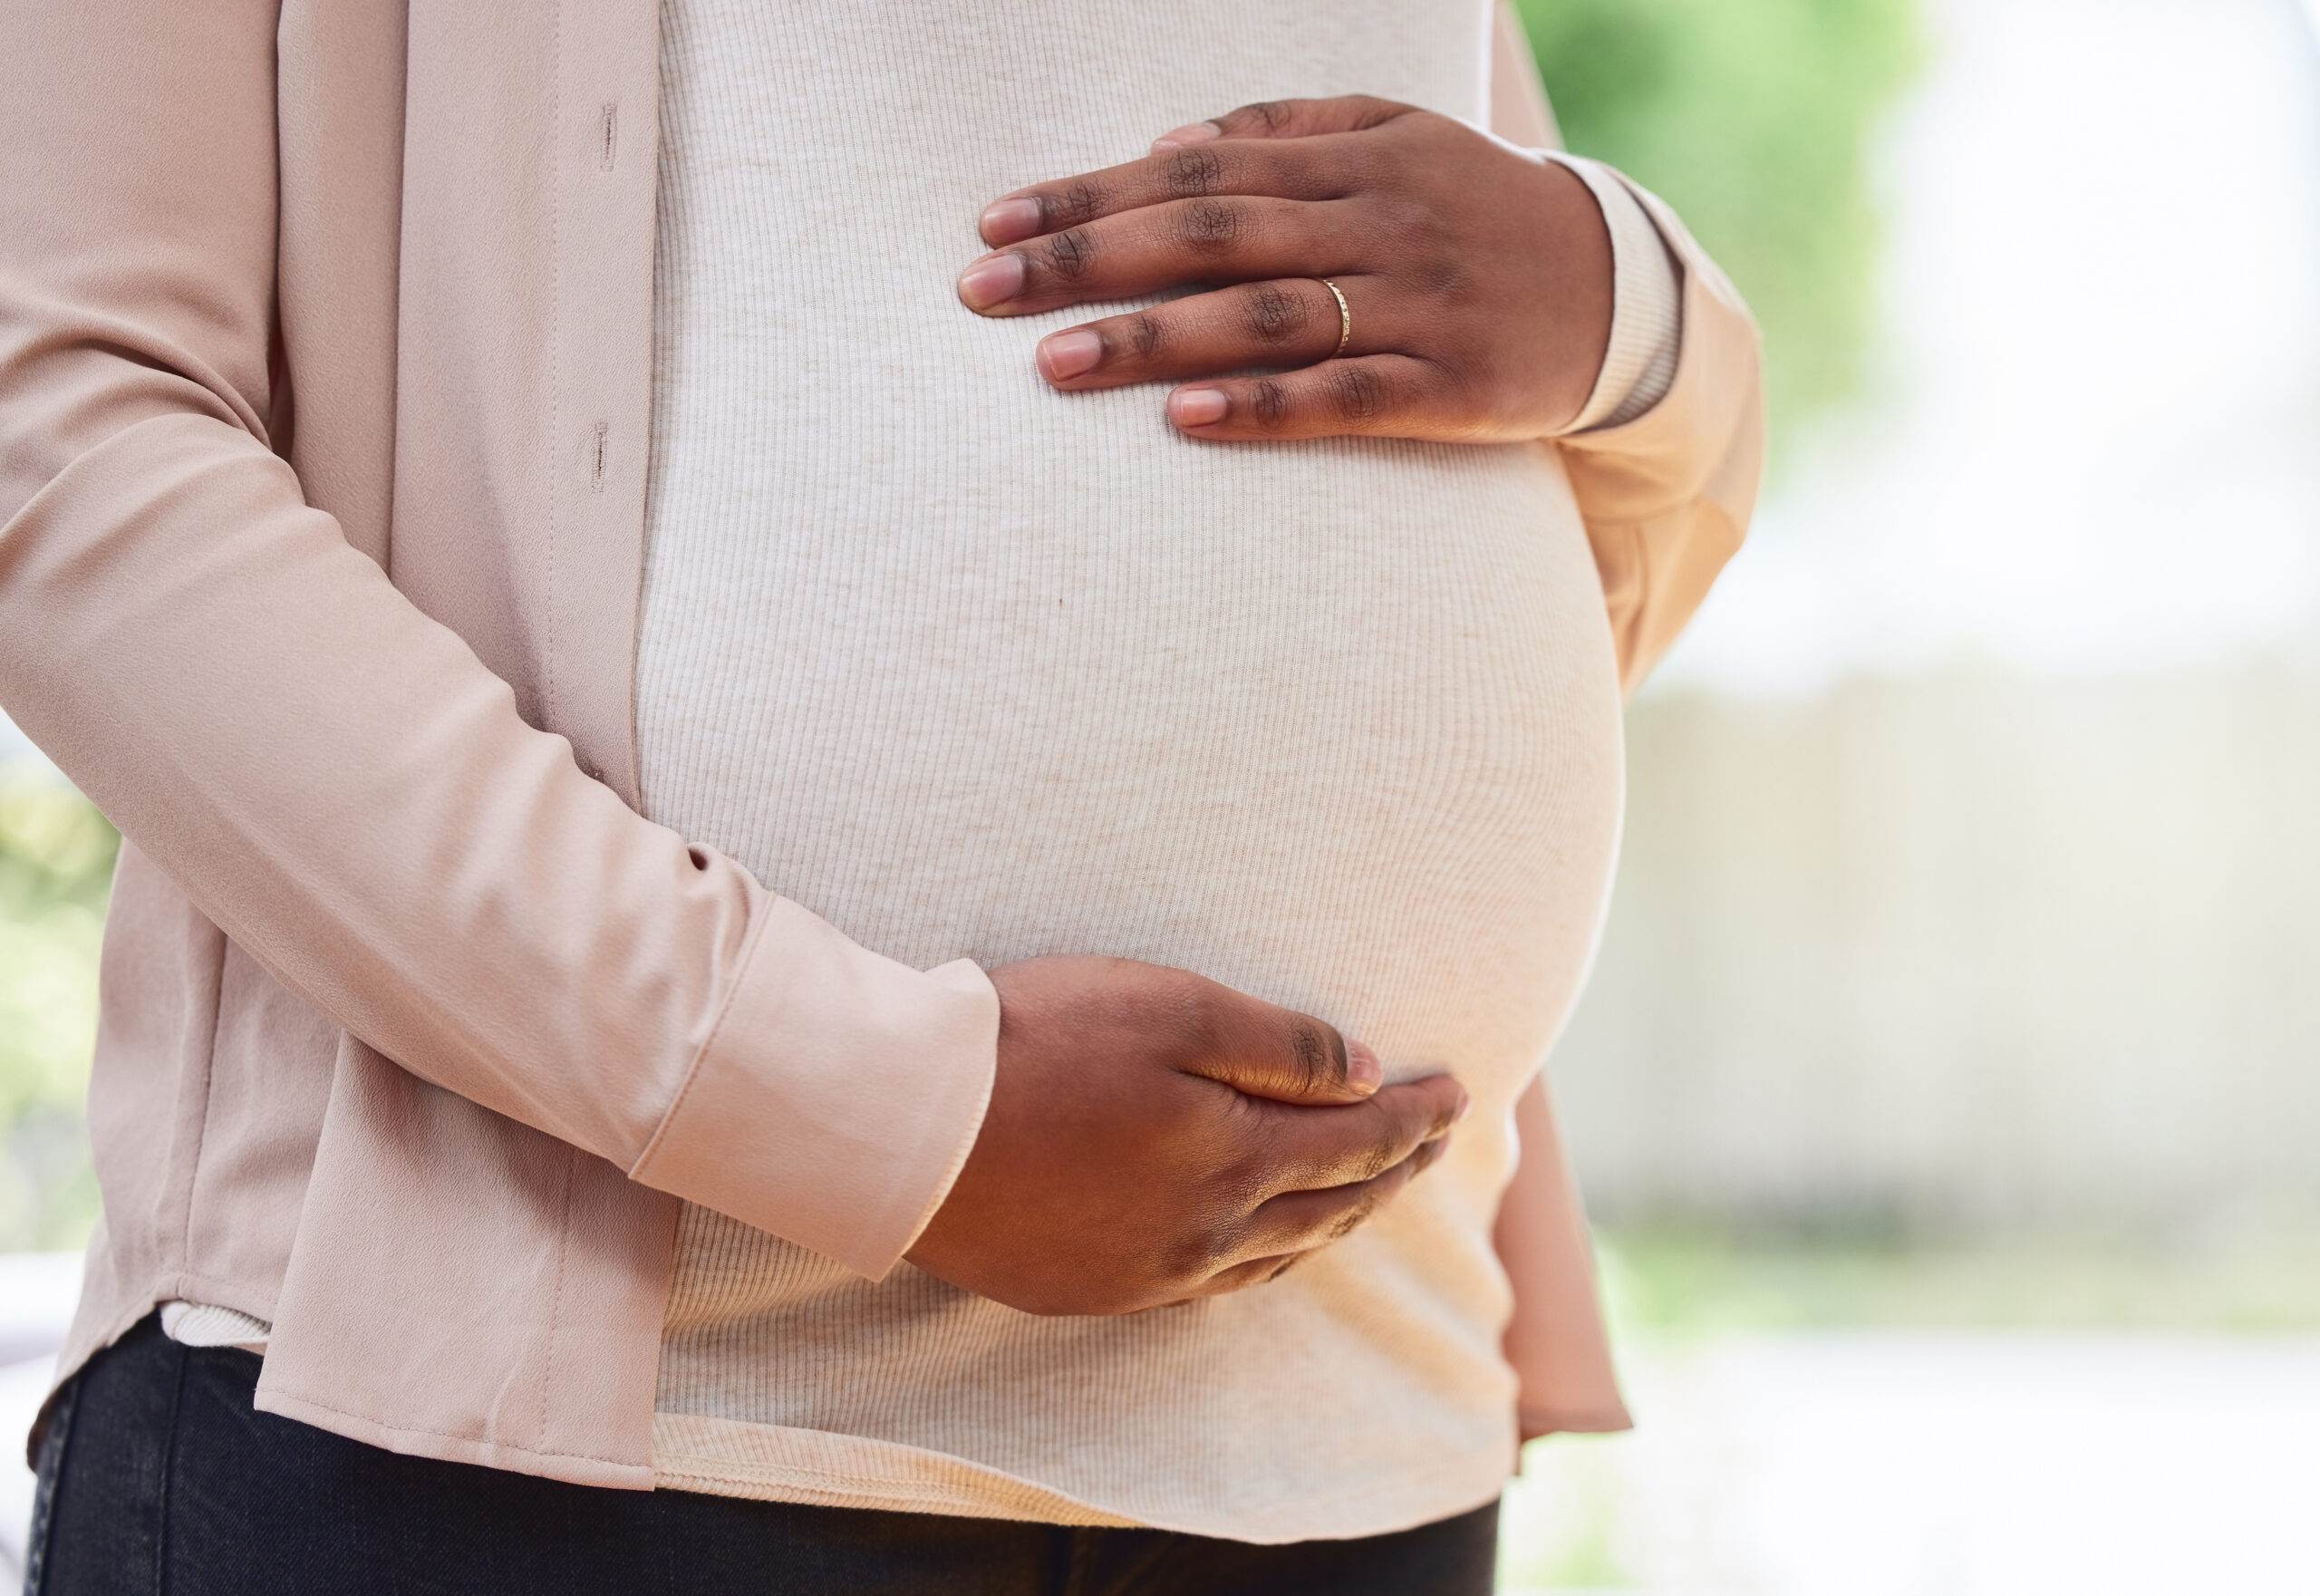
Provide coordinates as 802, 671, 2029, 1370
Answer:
1152, 121, 1223, 151
1170, 388, 1228, 427
1345, 1040, 1383, 1097
1039, 329, 1104, 382
957, 253, 1026, 311
1452, 1092, 1473, 1124
980, 197, 1043, 246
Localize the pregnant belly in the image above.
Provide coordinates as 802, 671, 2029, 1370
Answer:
637, 412, 1623, 1109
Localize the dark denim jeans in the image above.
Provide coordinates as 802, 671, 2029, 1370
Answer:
27, 1317, 1499, 1595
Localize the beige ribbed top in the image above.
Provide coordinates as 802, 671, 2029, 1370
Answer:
630, 0, 1666, 1547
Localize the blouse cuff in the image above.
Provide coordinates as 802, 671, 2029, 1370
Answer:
628, 898, 1001, 1280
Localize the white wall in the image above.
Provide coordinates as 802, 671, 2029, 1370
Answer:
1552, 670, 2320, 1238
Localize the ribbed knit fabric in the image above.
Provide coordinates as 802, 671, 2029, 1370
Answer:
1553, 156, 1683, 430
632, 0, 1645, 1546
156, 1301, 271, 1355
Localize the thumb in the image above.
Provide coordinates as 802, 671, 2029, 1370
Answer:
1187, 992, 1386, 1106
1151, 95, 1416, 152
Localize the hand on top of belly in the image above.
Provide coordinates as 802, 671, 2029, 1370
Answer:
957, 96, 1615, 442
904, 955, 1467, 1317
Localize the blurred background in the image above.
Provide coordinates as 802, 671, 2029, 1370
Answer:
5, 0, 2319, 1587
1505, 0, 2320, 1587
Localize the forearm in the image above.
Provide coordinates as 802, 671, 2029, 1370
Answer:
0, 0, 997, 1278
0, 407, 998, 1272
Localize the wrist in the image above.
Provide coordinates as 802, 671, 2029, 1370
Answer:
1540, 152, 1685, 434
1522, 153, 1618, 432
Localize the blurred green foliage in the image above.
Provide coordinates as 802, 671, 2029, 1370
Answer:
1599, 1228, 2320, 1335
0, 764, 115, 1249
1514, 0, 1923, 439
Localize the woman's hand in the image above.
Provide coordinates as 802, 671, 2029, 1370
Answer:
957, 96, 1615, 442
907, 955, 1467, 1317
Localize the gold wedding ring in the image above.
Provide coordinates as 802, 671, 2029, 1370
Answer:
1319, 277, 1352, 359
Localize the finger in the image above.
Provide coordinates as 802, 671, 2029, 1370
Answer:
958, 195, 1345, 317
1234, 1131, 1452, 1260
1168, 1134, 1453, 1304
1035, 276, 1380, 390
980, 140, 1347, 248
1178, 979, 1392, 1104
1167, 354, 1454, 441
1185, 991, 1384, 1105
1151, 94, 1417, 152
1174, 1251, 1305, 1301
1254, 1071, 1468, 1195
